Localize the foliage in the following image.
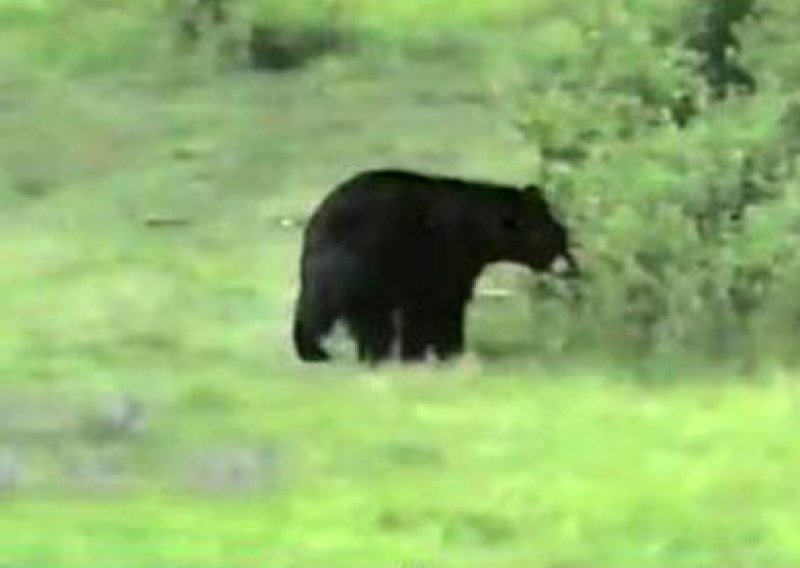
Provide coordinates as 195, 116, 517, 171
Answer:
515, 0, 800, 368
0, 0, 800, 568
3, 1, 800, 564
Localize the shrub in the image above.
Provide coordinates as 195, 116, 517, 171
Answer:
518, 0, 800, 369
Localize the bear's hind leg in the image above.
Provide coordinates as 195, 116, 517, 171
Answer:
293, 288, 336, 362
347, 308, 395, 364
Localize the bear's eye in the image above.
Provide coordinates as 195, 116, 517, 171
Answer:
502, 216, 524, 231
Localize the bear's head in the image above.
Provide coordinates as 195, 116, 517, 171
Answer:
489, 185, 578, 276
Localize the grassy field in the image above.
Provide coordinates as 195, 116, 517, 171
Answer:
2, 1, 800, 566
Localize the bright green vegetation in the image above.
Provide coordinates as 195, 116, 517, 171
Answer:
1, 0, 800, 566
3, 377, 800, 567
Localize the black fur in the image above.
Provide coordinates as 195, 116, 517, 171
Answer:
293, 169, 576, 364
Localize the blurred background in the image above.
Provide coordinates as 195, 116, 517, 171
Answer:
1, 0, 800, 566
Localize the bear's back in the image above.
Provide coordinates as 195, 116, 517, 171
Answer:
304, 168, 524, 256
316, 169, 521, 221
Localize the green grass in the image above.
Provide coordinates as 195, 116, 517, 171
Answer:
2, 1, 800, 565
3, 377, 800, 566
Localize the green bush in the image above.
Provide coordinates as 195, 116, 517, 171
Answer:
518, 0, 800, 369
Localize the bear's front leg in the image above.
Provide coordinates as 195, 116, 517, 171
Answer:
430, 301, 466, 361
399, 304, 432, 362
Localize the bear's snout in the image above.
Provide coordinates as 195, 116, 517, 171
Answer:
550, 252, 579, 278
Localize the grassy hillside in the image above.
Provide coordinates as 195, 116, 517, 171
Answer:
4, 377, 800, 567
1, 0, 800, 566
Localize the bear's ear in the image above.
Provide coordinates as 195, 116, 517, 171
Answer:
521, 184, 549, 210
521, 183, 545, 199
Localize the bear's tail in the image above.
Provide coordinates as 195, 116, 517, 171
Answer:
292, 296, 332, 363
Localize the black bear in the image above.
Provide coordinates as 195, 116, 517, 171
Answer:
293, 169, 577, 363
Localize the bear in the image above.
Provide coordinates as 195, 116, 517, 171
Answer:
292, 168, 578, 364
